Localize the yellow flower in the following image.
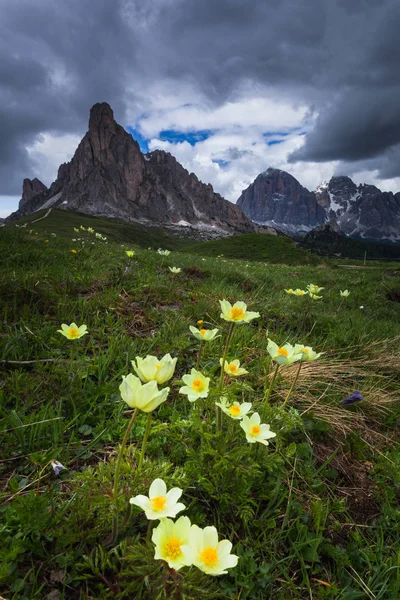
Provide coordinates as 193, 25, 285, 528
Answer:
80, 225, 86, 231
307, 284, 324, 294
219, 358, 248, 376
132, 354, 177, 384
267, 339, 302, 365
152, 516, 194, 570
293, 289, 307, 296
45, 240, 49, 243
293, 344, 323, 362
219, 300, 259, 323
119, 374, 169, 412
187, 525, 239, 576
197, 319, 204, 325
73, 227, 79, 233
340, 289, 350, 297
168, 266, 181, 273
179, 368, 210, 402
158, 249, 171, 256
57, 323, 88, 340
189, 326, 219, 342
71, 249, 77, 254
240, 413, 276, 446
87, 227, 94, 233
215, 397, 252, 420
284, 288, 294, 294
126, 250, 135, 258
310, 293, 322, 300
130, 478, 185, 520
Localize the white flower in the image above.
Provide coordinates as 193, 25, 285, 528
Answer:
152, 516, 194, 570
132, 354, 177, 384
340, 290, 350, 297
168, 266, 181, 273
219, 300, 259, 323
215, 397, 252, 420
267, 339, 302, 365
158, 249, 171, 256
119, 374, 169, 412
185, 525, 238, 576
179, 368, 210, 402
189, 326, 219, 342
293, 344, 323, 362
219, 358, 248, 376
240, 413, 276, 446
130, 478, 186, 520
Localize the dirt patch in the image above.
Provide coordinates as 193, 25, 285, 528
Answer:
387, 289, 400, 302
184, 265, 208, 279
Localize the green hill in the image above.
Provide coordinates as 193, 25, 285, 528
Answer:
182, 232, 321, 265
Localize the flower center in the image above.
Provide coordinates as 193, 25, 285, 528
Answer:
250, 425, 261, 436
301, 348, 309, 354
230, 307, 245, 320
151, 495, 167, 511
229, 405, 241, 416
277, 347, 288, 357
199, 329, 207, 336
200, 546, 219, 567
228, 364, 238, 373
68, 327, 79, 338
156, 364, 162, 370
287, 289, 293, 293
192, 378, 204, 392
165, 537, 182, 560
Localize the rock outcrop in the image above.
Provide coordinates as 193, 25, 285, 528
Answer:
238, 169, 400, 242
19, 178, 48, 209
8, 103, 255, 234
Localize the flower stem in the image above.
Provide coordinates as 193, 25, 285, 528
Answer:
217, 322, 234, 431
113, 409, 138, 500
282, 360, 302, 408
110, 408, 138, 545
196, 340, 204, 370
138, 412, 152, 470
264, 362, 280, 409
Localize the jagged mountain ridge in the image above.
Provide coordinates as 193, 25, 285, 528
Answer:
8, 103, 256, 235
237, 168, 400, 242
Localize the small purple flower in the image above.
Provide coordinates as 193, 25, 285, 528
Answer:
50, 460, 66, 476
342, 390, 363, 405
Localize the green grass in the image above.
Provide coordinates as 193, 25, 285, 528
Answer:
1, 215, 400, 599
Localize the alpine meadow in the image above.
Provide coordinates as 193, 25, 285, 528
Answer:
1, 210, 399, 599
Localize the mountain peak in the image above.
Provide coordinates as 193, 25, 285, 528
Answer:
89, 102, 114, 128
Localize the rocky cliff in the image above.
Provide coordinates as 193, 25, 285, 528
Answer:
8, 103, 255, 234
19, 178, 48, 209
238, 169, 400, 242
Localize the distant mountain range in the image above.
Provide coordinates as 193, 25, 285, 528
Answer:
7, 102, 400, 243
237, 168, 400, 242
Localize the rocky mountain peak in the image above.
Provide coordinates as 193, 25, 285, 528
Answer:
8, 103, 255, 235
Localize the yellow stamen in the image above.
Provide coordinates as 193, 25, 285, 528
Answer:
277, 347, 288, 357
199, 329, 207, 336
156, 364, 162, 370
301, 348, 309, 354
151, 495, 167, 511
200, 546, 218, 567
230, 306, 245, 320
165, 537, 182, 559
192, 378, 204, 392
68, 327, 79, 339
229, 405, 241, 416
250, 425, 261, 436
228, 364, 238, 373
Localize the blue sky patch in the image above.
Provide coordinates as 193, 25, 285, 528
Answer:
212, 158, 230, 167
158, 129, 213, 145
126, 127, 150, 153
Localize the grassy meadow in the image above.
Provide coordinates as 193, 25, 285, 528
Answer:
1, 211, 400, 599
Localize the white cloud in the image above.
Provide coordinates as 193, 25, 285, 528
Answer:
26, 132, 82, 187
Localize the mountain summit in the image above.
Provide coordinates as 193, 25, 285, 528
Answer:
237, 168, 400, 242
8, 103, 255, 234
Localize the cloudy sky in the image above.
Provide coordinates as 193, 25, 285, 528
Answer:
1, 0, 400, 217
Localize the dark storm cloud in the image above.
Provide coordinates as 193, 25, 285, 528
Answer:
1, 0, 400, 197
0, 0, 136, 194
